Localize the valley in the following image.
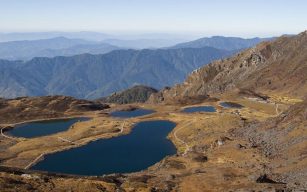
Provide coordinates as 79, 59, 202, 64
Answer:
1, 0, 306, 191
0, 31, 306, 191
0, 91, 303, 191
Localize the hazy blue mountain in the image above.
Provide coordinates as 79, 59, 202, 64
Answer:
34, 43, 120, 58
0, 37, 97, 60
171, 36, 274, 50
0, 31, 112, 42
102, 38, 186, 49
0, 36, 186, 60
0, 31, 192, 43
0, 47, 233, 99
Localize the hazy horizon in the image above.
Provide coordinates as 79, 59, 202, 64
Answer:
1, 0, 306, 38
0, 30, 282, 40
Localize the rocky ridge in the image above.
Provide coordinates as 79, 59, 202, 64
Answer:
149, 31, 307, 103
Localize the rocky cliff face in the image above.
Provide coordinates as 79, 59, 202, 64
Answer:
149, 31, 307, 103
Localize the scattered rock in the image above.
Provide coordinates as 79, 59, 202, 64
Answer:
193, 155, 208, 162
256, 174, 285, 184
101, 174, 125, 186
128, 175, 155, 183
194, 169, 206, 174
217, 140, 224, 146
165, 160, 186, 169
21, 174, 39, 179
236, 143, 246, 149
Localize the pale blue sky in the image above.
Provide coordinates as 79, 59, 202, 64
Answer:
1, 0, 306, 37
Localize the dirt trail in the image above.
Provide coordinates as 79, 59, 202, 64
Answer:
1, 127, 17, 140
120, 121, 125, 133
24, 153, 45, 169
275, 103, 280, 115
58, 137, 77, 145
173, 121, 193, 155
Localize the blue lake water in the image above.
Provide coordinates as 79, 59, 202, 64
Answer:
182, 106, 216, 113
31, 120, 177, 176
8, 117, 89, 138
220, 102, 244, 108
110, 108, 155, 118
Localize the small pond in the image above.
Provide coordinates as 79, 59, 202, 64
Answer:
220, 102, 244, 108
110, 108, 155, 118
31, 120, 177, 176
7, 117, 89, 138
182, 106, 216, 113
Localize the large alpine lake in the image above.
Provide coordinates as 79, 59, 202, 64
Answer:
31, 120, 177, 176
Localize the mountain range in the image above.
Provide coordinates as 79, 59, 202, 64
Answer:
0, 37, 120, 60
0, 37, 188, 61
0, 35, 273, 61
0, 47, 233, 99
0, 35, 274, 99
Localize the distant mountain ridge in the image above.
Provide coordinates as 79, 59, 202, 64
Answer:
0, 37, 119, 60
0, 47, 233, 99
0, 31, 112, 42
171, 36, 274, 50
0, 36, 186, 61
33, 43, 119, 59
0, 31, 189, 43
0, 35, 273, 60
102, 38, 185, 49
0, 35, 274, 60
0, 35, 276, 99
